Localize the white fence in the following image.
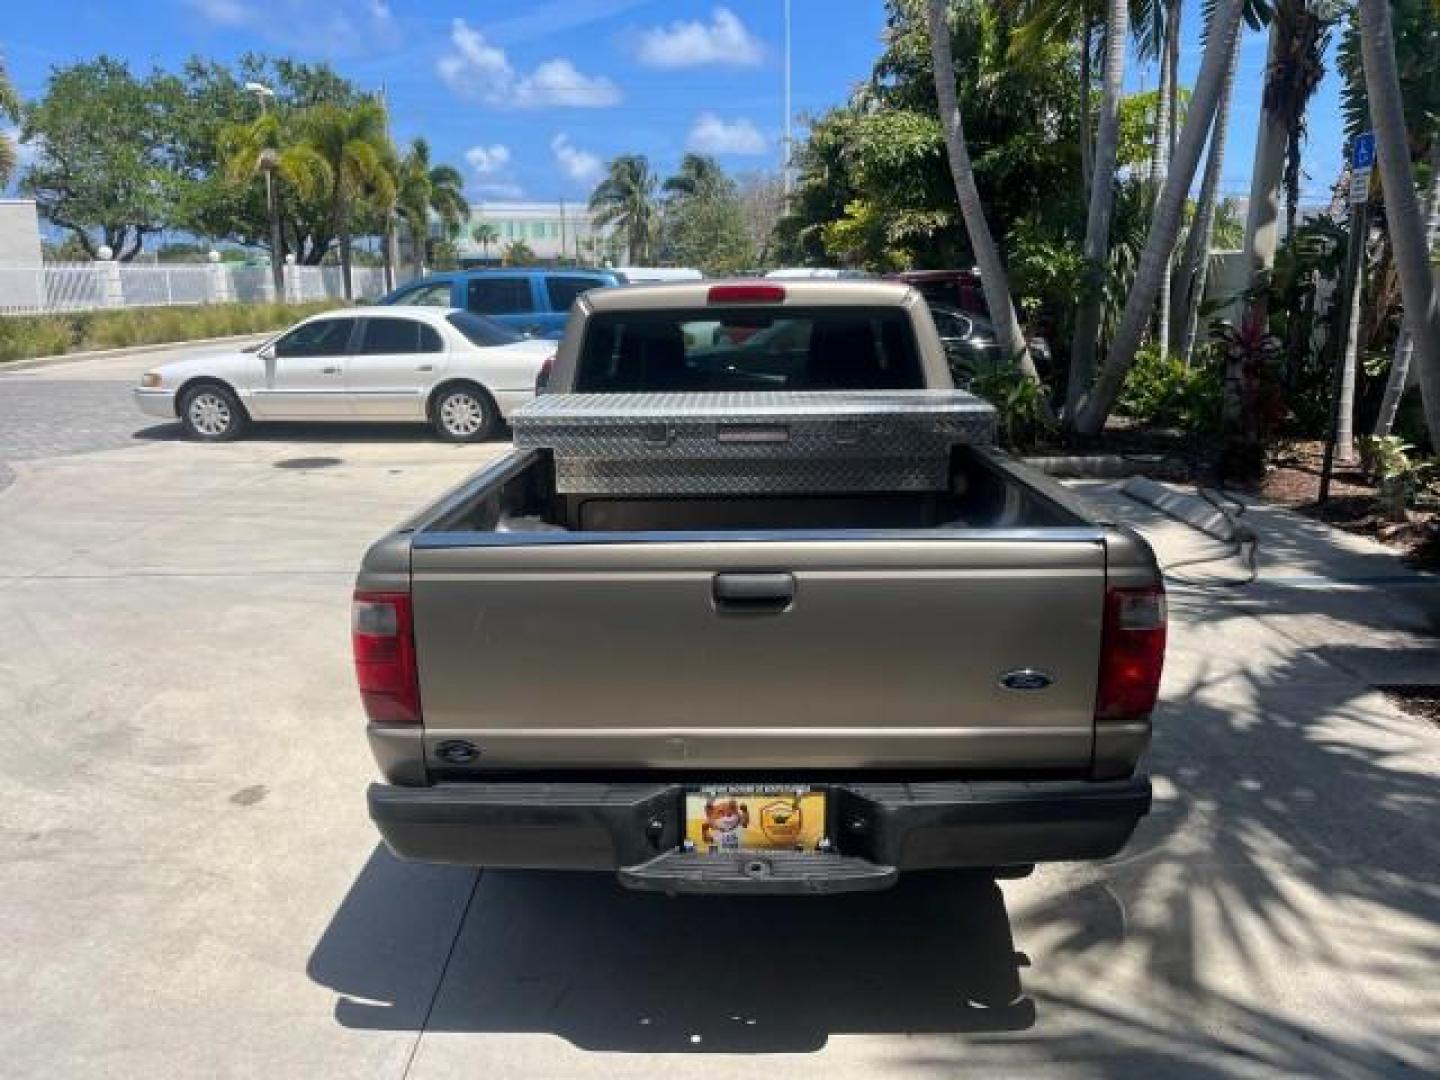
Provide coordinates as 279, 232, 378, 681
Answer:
0, 261, 388, 316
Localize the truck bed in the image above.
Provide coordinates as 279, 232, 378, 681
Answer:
360, 447, 1144, 777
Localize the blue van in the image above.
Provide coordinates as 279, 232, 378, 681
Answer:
378, 269, 621, 339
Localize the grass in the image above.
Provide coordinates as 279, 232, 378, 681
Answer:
0, 300, 346, 363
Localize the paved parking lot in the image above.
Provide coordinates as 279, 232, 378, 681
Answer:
1, 345, 1437, 1078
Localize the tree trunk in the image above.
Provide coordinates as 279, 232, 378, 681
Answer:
1374, 141, 1440, 437
1149, 0, 1177, 354
332, 178, 354, 299
1336, 254, 1365, 462
1241, 17, 1290, 293
382, 214, 396, 292
1065, 0, 1130, 419
266, 168, 284, 298
1360, 0, 1440, 448
1079, 8, 1093, 198
926, 0, 1039, 382
1074, 0, 1246, 434
1173, 27, 1242, 363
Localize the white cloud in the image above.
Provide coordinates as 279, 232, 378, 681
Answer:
515, 60, 621, 108
687, 113, 767, 155
438, 19, 621, 108
464, 144, 512, 176
637, 7, 762, 69
184, 0, 395, 54
550, 133, 602, 186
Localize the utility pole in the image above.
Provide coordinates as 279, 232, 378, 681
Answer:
783, 0, 792, 197
559, 198, 567, 266
244, 81, 282, 297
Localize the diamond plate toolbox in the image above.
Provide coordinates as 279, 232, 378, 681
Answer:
512, 390, 997, 494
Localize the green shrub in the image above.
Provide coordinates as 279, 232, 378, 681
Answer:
1117, 345, 1222, 435
0, 300, 345, 363
967, 357, 1055, 450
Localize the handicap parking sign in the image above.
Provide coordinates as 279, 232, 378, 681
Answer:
1352, 132, 1376, 170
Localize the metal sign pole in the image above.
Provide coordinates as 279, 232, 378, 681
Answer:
1319, 132, 1375, 505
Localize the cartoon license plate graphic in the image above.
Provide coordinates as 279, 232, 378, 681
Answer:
685, 787, 827, 853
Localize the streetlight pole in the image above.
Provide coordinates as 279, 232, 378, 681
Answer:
783, 0, 792, 198
245, 81, 283, 298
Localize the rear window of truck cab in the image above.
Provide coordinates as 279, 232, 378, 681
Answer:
574, 306, 925, 393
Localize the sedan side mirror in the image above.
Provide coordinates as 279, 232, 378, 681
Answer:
258, 343, 276, 362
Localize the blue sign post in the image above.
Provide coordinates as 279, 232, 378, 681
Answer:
1352, 131, 1376, 170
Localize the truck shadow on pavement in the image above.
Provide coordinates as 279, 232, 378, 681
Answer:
308, 853, 1034, 1052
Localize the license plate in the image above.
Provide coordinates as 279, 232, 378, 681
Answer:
684, 786, 827, 854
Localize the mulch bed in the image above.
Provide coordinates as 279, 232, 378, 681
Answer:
1381, 687, 1440, 728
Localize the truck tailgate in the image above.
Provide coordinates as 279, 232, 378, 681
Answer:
410, 534, 1105, 771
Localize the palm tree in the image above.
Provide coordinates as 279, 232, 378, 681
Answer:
1358, 0, 1440, 445
299, 98, 395, 299
589, 155, 658, 264
1066, 0, 1130, 417
1171, 25, 1243, 364
471, 220, 500, 262
502, 239, 537, 266
1074, 0, 1247, 434
218, 109, 330, 296
396, 138, 470, 280
663, 153, 726, 199
1375, 144, 1440, 436
926, 0, 1039, 383
0, 57, 20, 188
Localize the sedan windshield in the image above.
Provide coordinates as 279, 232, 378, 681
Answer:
446, 311, 525, 347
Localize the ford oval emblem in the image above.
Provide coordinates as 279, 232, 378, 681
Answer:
1000, 669, 1054, 691
434, 740, 480, 764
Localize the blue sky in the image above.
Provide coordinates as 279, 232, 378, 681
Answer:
2, 0, 1349, 210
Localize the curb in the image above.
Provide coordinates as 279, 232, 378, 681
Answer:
1121, 476, 1246, 544
0, 332, 272, 373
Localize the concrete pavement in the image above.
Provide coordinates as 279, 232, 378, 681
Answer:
1, 350, 1436, 1078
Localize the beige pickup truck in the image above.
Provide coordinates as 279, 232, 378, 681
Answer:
354, 280, 1164, 894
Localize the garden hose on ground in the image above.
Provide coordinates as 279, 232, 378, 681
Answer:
1120, 481, 1260, 588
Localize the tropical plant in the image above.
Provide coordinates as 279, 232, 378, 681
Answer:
217, 107, 329, 294
589, 155, 658, 264
967, 355, 1056, 448
663, 153, 726, 199
0, 57, 21, 187
298, 97, 396, 299
501, 239, 537, 266
396, 137, 469, 278
926, 0, 1038, 381
1357, 436, 1438, 520
1074, 0, 1247, 435
1356, 0, 1440, 447
1117, 344, 1223, 433
1212, 311, 1285, 474
471, 220, 500, 260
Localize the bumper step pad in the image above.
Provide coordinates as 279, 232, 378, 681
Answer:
619, 849, 897, 895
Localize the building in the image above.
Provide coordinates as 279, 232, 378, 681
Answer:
0, 199, 45, 311
453, 201, 624, 267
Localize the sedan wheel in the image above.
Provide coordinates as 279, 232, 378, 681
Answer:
180, 385, 246, 441
432, 386, 496, 443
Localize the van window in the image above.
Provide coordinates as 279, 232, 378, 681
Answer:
544, 276, 605, 312
466, 277, 532, 315
392, 282, 454, 307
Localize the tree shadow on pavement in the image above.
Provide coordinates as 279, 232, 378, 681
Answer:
308, 856, 1033, 1053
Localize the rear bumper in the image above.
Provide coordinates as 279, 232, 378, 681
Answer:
368, 776, 1150, 893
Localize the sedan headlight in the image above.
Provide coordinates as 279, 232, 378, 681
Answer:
140, 373, 162, 388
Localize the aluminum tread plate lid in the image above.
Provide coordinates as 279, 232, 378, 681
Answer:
513, 390, 995, 494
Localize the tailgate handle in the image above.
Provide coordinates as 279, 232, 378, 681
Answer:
713, 572, 795, 613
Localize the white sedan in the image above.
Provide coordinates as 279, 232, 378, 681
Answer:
133, 306, 555, 442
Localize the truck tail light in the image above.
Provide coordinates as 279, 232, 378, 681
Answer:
535, 355, 554, 393
707, 284, 785, 304
1096, 584, 1166, 721
352, 591, 421, 725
